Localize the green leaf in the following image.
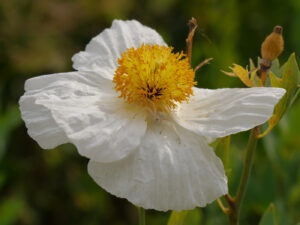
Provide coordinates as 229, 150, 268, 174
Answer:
184, 209, 202, 225
270, 58, 281, 77
259, 203, 278, 225
278, 53, 299, 107
167, 209, 202, 225
167, 211, 189, 225
215, 136, 231, 172
258, 53, 299, 138
269, 71, 282, 87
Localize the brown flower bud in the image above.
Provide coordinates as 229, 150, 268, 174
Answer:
259, 26, 284, 84
261, 25, 284, 63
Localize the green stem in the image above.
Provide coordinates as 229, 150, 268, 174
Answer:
236, 127, 259, 209
227, 127, 259, 225
138, 207, 146, 225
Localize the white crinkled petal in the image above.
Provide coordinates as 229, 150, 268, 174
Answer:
72, 19, 166, 79
19, 93, 68, 149
88, 121, 227, 211
174, 87, 286, 138
19, 72, 147, 163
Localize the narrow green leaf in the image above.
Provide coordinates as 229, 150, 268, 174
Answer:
249, 58, 256, 71
257, 56, 261, 68
259, 53, 299, 138
259, 203, 278, 225
167, 211, 189, 225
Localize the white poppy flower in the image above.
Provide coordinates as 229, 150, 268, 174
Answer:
19, 19, 285, 211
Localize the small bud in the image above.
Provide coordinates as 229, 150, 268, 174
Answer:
259, 25, 284, 84
260, 25, 284, 66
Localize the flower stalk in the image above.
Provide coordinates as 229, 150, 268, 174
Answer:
226, 126, 260, 225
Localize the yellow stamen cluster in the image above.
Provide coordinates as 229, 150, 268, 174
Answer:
113, 44, 196, 111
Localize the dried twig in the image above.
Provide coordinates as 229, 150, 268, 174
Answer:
186, 17, 198, 66
194, 57, 214, 72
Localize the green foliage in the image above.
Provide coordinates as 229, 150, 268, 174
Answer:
167, 211, 189, 225
0, 106, 22, 161
259, 203, 278, 225
184, 209, 202, 225
167, 209, 202, 225
259, 53, 300, 137
215, 136, 231, 175
0, 196, 24, 225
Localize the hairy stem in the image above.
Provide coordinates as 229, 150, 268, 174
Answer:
226, 126, 259, 225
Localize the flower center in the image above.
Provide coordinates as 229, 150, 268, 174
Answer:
113, 44, 196, 111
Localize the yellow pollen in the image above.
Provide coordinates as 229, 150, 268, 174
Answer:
113, 44, 196, 111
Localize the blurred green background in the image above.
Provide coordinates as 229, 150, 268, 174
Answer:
1, 0, 300, 224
